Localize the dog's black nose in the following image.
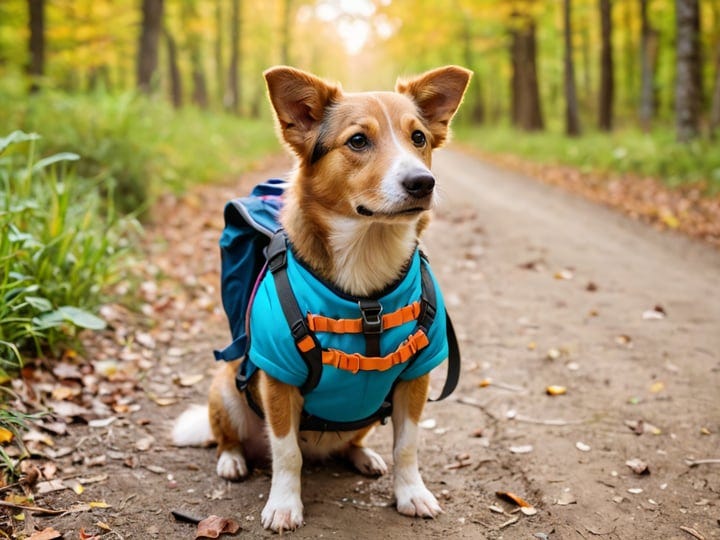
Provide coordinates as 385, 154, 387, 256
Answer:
402, 173, 435, 199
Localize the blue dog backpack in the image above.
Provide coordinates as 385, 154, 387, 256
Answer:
214, 180, 461, 431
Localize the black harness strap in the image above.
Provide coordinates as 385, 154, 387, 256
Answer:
266, 232, 323, 395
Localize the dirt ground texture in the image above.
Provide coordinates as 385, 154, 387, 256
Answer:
6, 148, 720, 539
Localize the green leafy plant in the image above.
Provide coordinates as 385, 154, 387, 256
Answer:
0, 130, 134, 376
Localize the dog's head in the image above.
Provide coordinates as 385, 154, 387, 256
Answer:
264, 66, 471, 223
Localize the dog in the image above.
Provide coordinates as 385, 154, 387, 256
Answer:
173, 65, 471, 533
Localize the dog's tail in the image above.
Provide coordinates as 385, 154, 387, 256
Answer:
172, 404, 214, 447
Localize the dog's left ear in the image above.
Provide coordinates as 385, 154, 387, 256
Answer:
396, 66, 472, 148
264, 66, 341, 157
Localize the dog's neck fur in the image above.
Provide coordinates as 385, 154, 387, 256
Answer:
282, 191, 419, 298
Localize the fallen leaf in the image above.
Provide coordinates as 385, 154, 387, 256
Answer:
585, 281, 598, 292
0, 427, 14, 443
627, 487, 643, 494
615, 334, 632, 346
649, 381, 665, 393
178, 373, 204, 387
135, 436, 155, 452
79, 528, 101, 540
488, 504, 505, 514
36, 479, 66, 494
196, 515, 241, 539
546, 348, 561, 360
520, 506, 538, 516
700, 427, 711, 435
554, 269, 574, 280
88, 417, 117, 428
27, 528, 62, 540
625, 458, 650, 475
509, 444, 534, 454
556, 491, 577, 506
546, 385, 567, 396
496, 491, 533, 509
575, 441, 591, 452
88, 501, 110, 508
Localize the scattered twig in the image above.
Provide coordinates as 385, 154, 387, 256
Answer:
0, 500, 64, 515
456, 397, 500, 422
497, 516, 519, 529
684, 458, 720, 467
679, 525, 705, 540
514, 414, 584, 426
171, 509, 203, 524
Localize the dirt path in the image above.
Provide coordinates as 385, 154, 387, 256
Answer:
25, 148, 720, 539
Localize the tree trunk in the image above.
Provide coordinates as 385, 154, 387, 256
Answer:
137, 0, 164, 93
182, 1, 208, 109
165, 27, 183, 108
215, 0, 225, 108
227, 0, 242, 114
510, 13, 544, 131
280, 0, 292, 65
711, 40, 720, 136
639, 0, 659, 131
563, 0, 581, 136
675, 0, 702, 142
598, 0, 614, 131
27, 0, 45, 93
461, 13, 483, 124
621, 1, 637, 115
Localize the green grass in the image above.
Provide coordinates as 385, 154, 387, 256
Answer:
0, 88, 281, 216
455, 125, 720, 194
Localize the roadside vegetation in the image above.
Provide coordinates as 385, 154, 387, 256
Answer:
455, 125, 720, 194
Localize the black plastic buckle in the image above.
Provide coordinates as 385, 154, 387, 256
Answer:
268, 249, 287, 273
290, 319, 310, 341
359, 300, 383, 335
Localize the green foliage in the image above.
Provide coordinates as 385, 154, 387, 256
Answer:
0, 86, 280, 216
455, 125, 720, 193
0, 131, 134, 377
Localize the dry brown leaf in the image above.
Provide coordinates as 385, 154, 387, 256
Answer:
196, 515, 241, 539
625, 458, 650, 475
496, 490, 533, 508
546, 385, 567, 396
27, 527, 62, 540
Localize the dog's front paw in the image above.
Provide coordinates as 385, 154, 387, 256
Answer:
348, 446, 388, 476
261, 494, 304, 532
216, 449, 248, 480
395, 483, 442, 518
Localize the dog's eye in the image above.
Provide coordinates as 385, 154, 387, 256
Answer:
411, 130, 426, 147
347, 133, 369, 150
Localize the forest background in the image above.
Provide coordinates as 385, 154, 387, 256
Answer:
0, 0, 718, 476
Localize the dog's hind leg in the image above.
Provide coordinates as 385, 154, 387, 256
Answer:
258, 371, 305, 532
391, 374, 442, 518
208, 361, 252, 480
346, 425, 388, 476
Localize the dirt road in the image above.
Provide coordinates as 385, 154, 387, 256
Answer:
32, 148, 720, 539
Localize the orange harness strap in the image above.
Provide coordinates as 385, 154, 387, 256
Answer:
320, 330, 429, 374
307, 302, 422, 334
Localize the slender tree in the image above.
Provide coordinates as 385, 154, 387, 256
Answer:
639, 0, 659, 131
27, 0, 45, 93
460, 10, 483, 123
510, 12, 544, 131
137, 0, 164, 93
215, 0, 225, 107
227, 0, 242, 113
182, 0, 208, 108
563, 0, 581, 136
675, 0, 702, 142
280, 0, 292, 65
165, 27, 183, 108
598, 0, 614, 131
711, 40, 720, 136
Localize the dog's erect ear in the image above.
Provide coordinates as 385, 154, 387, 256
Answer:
264, 66, 341, 157
396, 66, 472, 148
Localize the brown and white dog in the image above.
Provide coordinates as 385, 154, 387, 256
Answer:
173, 65, 471, 533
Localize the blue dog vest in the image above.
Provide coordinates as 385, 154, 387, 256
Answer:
246, 247, 449, 424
